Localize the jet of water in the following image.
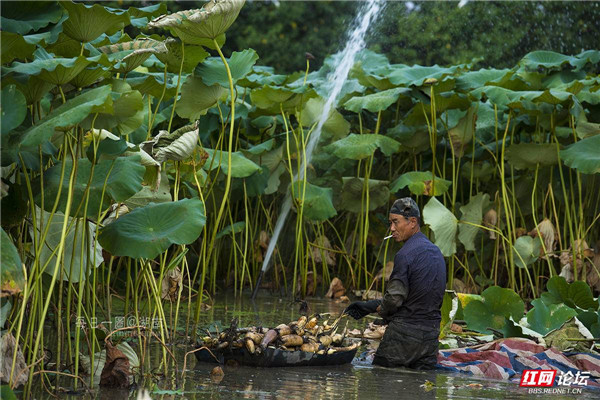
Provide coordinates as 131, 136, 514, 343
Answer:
252, 0, 385, 299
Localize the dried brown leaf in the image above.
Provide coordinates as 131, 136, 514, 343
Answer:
100, 342, 130, 388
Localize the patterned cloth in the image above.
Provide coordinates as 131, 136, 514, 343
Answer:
436, 338, 600, 387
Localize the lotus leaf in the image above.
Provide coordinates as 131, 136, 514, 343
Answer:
151, 126, 200, 163
458, 193, 491, 251
463, 286, 524, 334
148, 0, 245, 42
540, 276, 598, 310
232, 166, 269, 197
35, 155, 145, 218
1, 31, 36, 64
70, 65, 112, 89
13, 85, 112, 149
343, 87, 411, 113
390, 171, 451, 196
238, 71, 287, 89
439, 291, 459, 339
505, 143, 559, 169
61, 2, 129, 43
511, 236, 541, 268
4, 75, 54, 106
299, 97, 350, 141
1, 85, 27, 136
448, 106, 477, 157
156, 40, 209, 74
99, 199, 206, 259
326, 134, 401, 160
560, 134, 600, 174
455, 68, 512, 91
242, 139, 275, 156
98, 38, 168, 73
3, 48, 95, 85
1, 227, 25, 296
576, 310, 600, 338
0, 1, 63, 35
127, 3, 168, 28
250, 85, 308, 113
203, 149, 261, 178
386, 64, 461, 87
125, 171, 172, 210
1, 181, 29, 229
471, 86, 573, 110
423, 197, 457, 256
216, 221, 246, 239
195, 49, 258, 88
127, 71, 178, 99
176, 76, 224, 120
543, 318, 595, 352
83, 80, 144, 134
386, 124, 430, 153
291, 180, 337, 221
340, 177, 389, 213
30, 207, 103, 283
519, 51, 576, 72
526, 298, 578, 335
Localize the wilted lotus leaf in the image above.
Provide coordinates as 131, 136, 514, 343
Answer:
326, 134, 401, 160
312, 235, 336, 267
148, 125, 200, 163
61, 2, 129, 43
463, 286, 524, 334
458, 193, 490, 251
161, 266, 182, 301
99, 198, 206, 259
0, 332, 28, 387
148, 0, 245, 42
560, 134, 600, 174
390, 171, 451, 196
1, 228, 25, 297
290, 180, 337, 222
325, 277, 345, 298
526, 298, 578, 335
100, 342, 131, 388
542, 318, 594, 352
340, 177, 389, 213
483, 209, 498, 239
528, 218, 556, 258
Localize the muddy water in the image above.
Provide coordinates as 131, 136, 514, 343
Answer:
32, 294, 597, 399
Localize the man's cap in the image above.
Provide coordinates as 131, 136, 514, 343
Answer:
389, 197, 420, 219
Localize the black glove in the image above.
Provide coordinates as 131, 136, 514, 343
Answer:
344, 300, 382, 320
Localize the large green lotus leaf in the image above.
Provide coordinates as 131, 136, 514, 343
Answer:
505, 143, 559, 170
560, 134, 600, 174
1, 85, 27, 136
512, 236, 541, 268
1, 227, 25, 296
576, 310, 600, 338
31, 207, 103, 283
386, 124, 430, 153
340, 177, 389, 213
15, 85, 112, 149
458, 193, 491, 251
1, 31, 36, 64
386, 64, 460, 87
82, 81, 143, 134
448, 106, 477, 157
126, 3, 168, 28
343, 87, 411, 113
540, 276, 599, 310
3, 48, 94, 85
238, 71, 287, 89
572, 50, 600, 71
423, 197, 457, 257
299, 97, 350, 141
390, 171, 451, 197
99, 198, 206, 259
203, 149, 261, 178
471, 86, 573, 110
176, 75, 224, 121
35, 155, 145, 218
519, 51, 576, 72
526, 298, 578, 335
250, 85, 310, 113
61, 2, 129, 43
463, 286, 524, 334
70, 65, 112, 89
455, 69, 512, 91
291, 180, 337, 222
148, 0, 245, 42
127, 72, 178, 99
3, 75, 54, 106
156, 40, 209, 74
0, 1, 63, 35
195, 49, 258, 88
326, 134, 401, 160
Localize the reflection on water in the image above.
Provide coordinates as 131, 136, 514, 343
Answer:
32, 294, 598, 399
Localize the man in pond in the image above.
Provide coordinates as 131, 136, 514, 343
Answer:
345, 197, 446, 369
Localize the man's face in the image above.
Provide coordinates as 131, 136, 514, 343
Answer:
388, 213, 416, 242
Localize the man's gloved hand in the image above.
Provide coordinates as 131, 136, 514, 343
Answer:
344, 300, 381, 320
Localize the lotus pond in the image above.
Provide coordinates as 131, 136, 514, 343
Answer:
1, 0, 599, 398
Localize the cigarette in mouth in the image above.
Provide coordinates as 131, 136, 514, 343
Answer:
384, 235, 393, 240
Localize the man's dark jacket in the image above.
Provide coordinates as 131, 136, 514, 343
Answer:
373, 231, 446, 369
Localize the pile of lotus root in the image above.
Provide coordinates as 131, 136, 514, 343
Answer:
201, 315, 359, 355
